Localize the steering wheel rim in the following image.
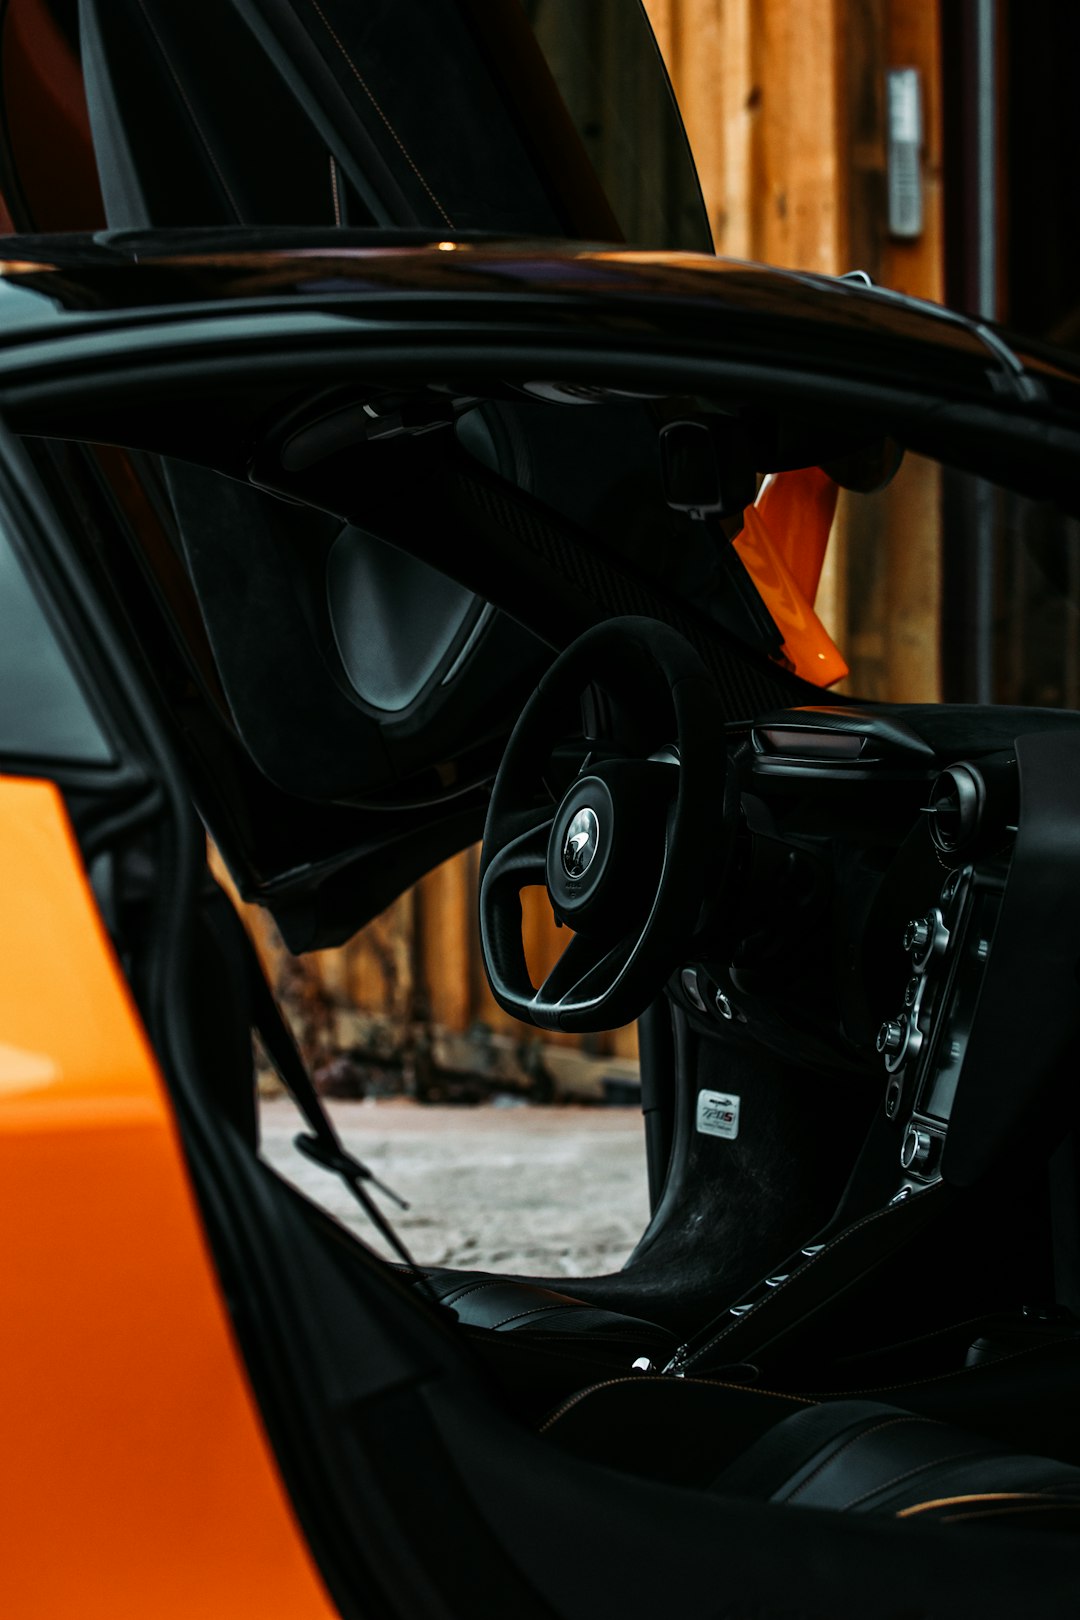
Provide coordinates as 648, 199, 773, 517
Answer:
479, 617, 729, 1033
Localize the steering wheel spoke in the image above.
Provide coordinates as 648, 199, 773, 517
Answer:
535, 929, 633, 1013
482, 810, 555, 893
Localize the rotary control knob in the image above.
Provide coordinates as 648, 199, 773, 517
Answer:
877, 1018, 905, 1056
904, 907, 949, 971
900, 1125, 934, 1176
876, 1013, 922, 1074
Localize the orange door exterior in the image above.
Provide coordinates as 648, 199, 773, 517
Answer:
0, 776, 338, 1619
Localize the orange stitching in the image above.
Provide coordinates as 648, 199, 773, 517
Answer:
897, 1491, 1050, 1518
938, 1500, 1080, 1524
306, 0, 454, 227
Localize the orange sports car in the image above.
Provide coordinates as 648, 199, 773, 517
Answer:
4, 3, 1080, 1616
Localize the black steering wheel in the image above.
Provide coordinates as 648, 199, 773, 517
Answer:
479, 617, 730, 1033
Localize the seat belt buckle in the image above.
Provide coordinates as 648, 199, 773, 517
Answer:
294, 1131, 409, 1209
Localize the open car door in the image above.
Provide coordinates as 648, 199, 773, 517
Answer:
2, 0, 718, 946
77, 0, 713, 247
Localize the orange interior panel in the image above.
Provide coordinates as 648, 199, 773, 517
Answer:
734, 467, 849, 687
0, 777, 338, 1619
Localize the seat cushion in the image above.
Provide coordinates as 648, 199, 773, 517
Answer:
542, 1378, 1080, 1528
710, 1398, 1080, 1521
417, 1269, 677, 1359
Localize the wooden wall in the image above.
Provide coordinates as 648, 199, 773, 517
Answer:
644, 0, 945, 703
259, 1, 949, 1058
314, 847, 609, 1056
643, 0, 943, 288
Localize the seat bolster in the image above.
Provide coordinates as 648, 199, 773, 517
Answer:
417, 1269, 675, 1351
541, 1375, 816, 1490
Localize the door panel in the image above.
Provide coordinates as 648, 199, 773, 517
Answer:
0, 444, 337, 1618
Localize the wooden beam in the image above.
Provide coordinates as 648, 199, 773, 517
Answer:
343, 895, 413, 1023
751, 0, 848, 274
417, 851, 473, 1033
645, 0, 853, 659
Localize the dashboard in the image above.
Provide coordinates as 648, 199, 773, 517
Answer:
673, 702, 1080, 1201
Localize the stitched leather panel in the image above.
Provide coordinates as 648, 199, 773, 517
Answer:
677, 1183, 947, 1375
902, 1491, 1080, 1530
418, 1269, 677, 1350
541, 1375, 816, 1490
711, 1399, 1080, 1518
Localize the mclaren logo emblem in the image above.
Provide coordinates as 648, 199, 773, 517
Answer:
562, 807, 600, 878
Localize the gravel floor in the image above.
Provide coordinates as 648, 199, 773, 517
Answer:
259, 1097, 650, 1277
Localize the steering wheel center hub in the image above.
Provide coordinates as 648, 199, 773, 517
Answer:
561, 806, 601, 877
546, 776, 617, 925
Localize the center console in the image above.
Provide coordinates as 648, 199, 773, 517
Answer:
663, 712, 1080, 1378
877, 750, 1017, 1191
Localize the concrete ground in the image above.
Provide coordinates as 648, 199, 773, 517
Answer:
259, 1097, 650, 1277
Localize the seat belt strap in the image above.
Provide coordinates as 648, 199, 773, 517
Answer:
238, 928, 438, 1298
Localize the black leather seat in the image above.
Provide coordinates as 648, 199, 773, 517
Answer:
711, 1399, 1080, 1524
419, 1269, 677, 1363
542, 1380, 1080, 1531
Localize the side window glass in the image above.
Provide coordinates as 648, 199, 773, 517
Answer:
0, 518, 112, 765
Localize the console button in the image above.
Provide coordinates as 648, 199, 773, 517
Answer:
877, 1018, 905, 1055
905, 907, 949, 971
900, 1124, 935, 1175
877, 1013, 922, 1073
940, 867, 970, 915
680, 968, 706, 1011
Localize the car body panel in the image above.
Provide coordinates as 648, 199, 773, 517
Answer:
0, 773, 336, 1619
0, 237, 1077, 417
5, 233, 1080, 943
0, 12, 1079, 1616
